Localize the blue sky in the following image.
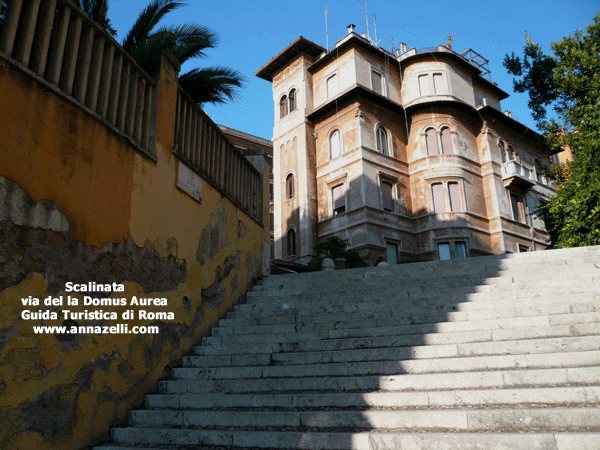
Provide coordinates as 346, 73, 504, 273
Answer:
109, 1, 599, 140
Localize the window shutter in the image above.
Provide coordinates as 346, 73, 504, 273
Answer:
418, 74, 430, 96
441, 128, 453, 154
332, 184, 345, 214
371, 71, 382, 94
327, 74, 339, 98
381, 181, 393, 212
448, 182, 461, 211
432, 183, 445, 213
426, 129, 438, 156
433, 73, 445, 94
330, 130, 341, 159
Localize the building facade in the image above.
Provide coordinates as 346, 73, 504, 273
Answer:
257, 28, 554, 265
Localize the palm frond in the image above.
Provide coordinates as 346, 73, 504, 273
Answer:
179, 67, 245, 106
123, 0, 185, 53
75, 0, 116, 36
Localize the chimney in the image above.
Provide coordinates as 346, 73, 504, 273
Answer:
347, 24, 356, 34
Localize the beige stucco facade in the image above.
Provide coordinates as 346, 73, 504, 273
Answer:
257, 31, 554, 265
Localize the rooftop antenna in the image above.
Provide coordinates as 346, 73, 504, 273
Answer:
357, 0, 370, 42
325, 5, 329, 50
372, 14, 382, 47
311, 5, 330, 51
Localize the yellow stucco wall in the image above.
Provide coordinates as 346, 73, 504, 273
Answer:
0, 51, 268, 450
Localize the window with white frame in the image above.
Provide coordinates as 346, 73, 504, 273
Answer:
376, 126, 389, 155
330, 129, 342, 159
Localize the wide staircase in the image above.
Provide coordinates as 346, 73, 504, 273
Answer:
96, 245, 600, 450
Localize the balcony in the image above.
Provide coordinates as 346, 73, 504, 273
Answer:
502, 160, 534, 190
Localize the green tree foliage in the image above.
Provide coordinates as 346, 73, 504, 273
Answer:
76, 0, 244, 107
504, 15, 600, 248
315, 237, 368, 268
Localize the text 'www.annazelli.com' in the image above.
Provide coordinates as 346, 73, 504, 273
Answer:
32, 324, 159, 334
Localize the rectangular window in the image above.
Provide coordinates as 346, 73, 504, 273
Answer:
438, 243, 451, 260
418, 74, 430, 96
332, 184, 346, 216
448, 182, 461, 212
518, 244, 530, 253
327, 74, 339, 99
433, 73, 446, 94
432, 183, 446, 213
381, 181, 393, 212
510, 192, 525, 223
386, 242, 398, 264
455, 241, 467, 259
371, 71, 383, 95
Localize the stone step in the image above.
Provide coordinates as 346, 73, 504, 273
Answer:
127, 407, 600, 431
254, 271, 598, 298
104, 426, 600, 450
202, 312, 600, 348
227, 296, 600, 337
159, 366, 600, 395
175, 348, 600, 381
95, 431, 600, 450
252, 272, 599, 301
258, 253, 600, 290
145, 385, 600, 410
223, 299, 600, 331
189, 324, 600, 368
218, 302, 600, 338
239, 286, 600, 317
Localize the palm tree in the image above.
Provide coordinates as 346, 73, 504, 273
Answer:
77, 0, 244, 107
75, 0, 116, 37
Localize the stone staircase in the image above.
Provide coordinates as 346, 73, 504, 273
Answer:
96, 245, 600, 450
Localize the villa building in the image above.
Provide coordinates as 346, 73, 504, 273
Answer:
257, 26, 554, 264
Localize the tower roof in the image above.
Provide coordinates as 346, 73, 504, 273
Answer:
256, 37, 325, 82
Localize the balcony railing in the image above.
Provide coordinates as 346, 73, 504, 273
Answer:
0, 0, 155, 153
502, 160, 534, 189
174, 88, 263, 224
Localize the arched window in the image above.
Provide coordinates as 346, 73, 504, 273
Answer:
330, 129, 341, 159
376, 126, 389, 155
535, 159, 545, 184
288, 89, 296, 112
280, 95, 288, 118
499, 141, 507, 163
426, 128, 438, 156
286, 173, 294, 199
440, 127, 453, 154
507, 145, 515, 161
286, 228, 296, 257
